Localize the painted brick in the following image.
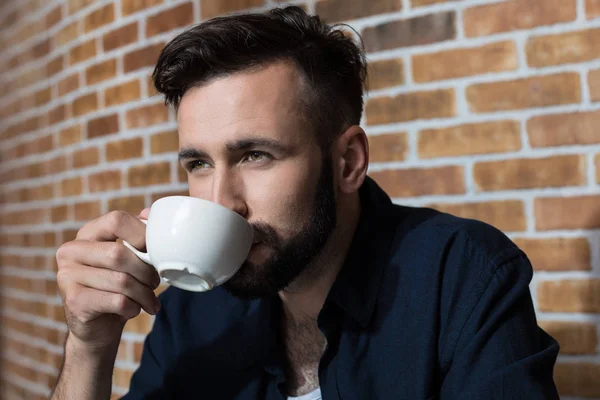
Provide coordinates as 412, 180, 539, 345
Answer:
413, 41, 517, 83
103, 22, 138, 52
106, 138, 144, 161
513, 237, 591, 271
418, 121, 521, 158
463, 0, 577, 37
367, 58, 404, 90
466, 73, 581, 112
534, 195, 600, 230
366, 89, 455, 125
146, 2, 193, 37
126, 103, 169, 128
369, 166, 465, 197
104, 80, 142, 107
527, 28, 600, 67
363, 11, 455, 52
538, 279, 600, 313
127, 161, 171, 187
474, 155, 586, 191
538, 321, 597, 354
368, 132, 408, 162
150, 130, 178, 154
527, 110, 600, 147
316, 0, 402, 22
429, 200, 526, 232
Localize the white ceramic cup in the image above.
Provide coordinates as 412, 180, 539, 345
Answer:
123, 196, 254, 292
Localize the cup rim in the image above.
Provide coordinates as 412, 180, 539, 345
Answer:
151, 195, 250, 226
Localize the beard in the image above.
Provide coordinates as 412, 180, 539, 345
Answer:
222, 154, 337, 299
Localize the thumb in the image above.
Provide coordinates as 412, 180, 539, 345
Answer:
138, 208, 151, 220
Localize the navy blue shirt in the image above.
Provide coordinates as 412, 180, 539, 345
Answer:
123, 177, 559, 399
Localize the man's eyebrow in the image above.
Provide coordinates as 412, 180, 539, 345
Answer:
178, 148, 209, 162
225, 138, 287, 152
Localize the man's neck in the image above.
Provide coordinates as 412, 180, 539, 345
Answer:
278, 196, 361, 324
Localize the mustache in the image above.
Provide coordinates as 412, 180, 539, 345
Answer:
250, 222, 282, 247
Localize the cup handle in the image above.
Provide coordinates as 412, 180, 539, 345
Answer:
122, 219, 152, 265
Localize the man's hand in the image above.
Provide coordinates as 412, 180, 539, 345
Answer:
56, 210, 161, 352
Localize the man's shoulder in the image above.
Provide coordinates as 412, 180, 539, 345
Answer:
387, 204, 522, 268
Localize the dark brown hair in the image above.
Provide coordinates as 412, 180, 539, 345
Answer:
152, 6, 367, 148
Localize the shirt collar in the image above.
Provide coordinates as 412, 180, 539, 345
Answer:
324, 176, 399, 328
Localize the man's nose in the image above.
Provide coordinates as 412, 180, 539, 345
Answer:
210, 172, 248, 218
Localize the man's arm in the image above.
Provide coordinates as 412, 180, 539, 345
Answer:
440, 253, 560, 399
51, 334, 119, 400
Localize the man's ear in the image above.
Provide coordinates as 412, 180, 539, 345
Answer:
335, 125, 369, 194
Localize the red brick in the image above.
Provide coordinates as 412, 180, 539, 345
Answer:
32, 38, 51, 59
126, 103, 169, 128
474, 155, 585, 191
23, 135, 54, 156
114, 367, 134, 388
124, 312, 154, 333
74, 201, 101, 221
367, 58, 404, 91
151, 190, 188, 203
363, 11, 455, 52
58, 73, 80, 96
104, 80, 141, 107
418, 121, 521, 158
73, 93, 98, 117
108, 195, 146, 214
596, 154, 600, 183
464, 0, 577, 37
588, 68, 600, 102
538, 279, 600, 313
146, 3, 193, 37
61, 177, 83, 197
1, 209, 47, 225
85, 58, 117, 85
466, 73, 581, 113
88, 114, 119, 139
51, 205, 69, 222
418, 41, 517, 83
89, 170, 122, 193
316, 0, 402, 22
527, 28, 600, 67
45, 6, 62, 29
513, 237, 590, 271
366, 89, 455, 125
46, 55, 65, 77
587, 0, 600, 19
72, 147, 99, 168
59, 125, 82, 146
554, 363, 600, 398
128, 162, 171, 187
429, 200, 526, 232
124, 43, 165, 73
535, 195, 600, 230
538, 321, 597, 354
122, 0, 164, 16
84, 3, 115, 33
528, 110, 600, 147
69, 0, 95, 14
103, 22, 138, 52
411, 0, 459, 5
201, 0, 263, 19
150, 130, 178, 154
106, 138, 144, 161
368, 132, 407, 162
69, 39, 96, 65
370, 166, 464, 197
49, 104, 67, 125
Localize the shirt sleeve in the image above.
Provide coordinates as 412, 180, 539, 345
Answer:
120, 297, 173, 399
439, 253, 560, 399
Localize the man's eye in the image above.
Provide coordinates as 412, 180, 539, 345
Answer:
245, 151, 270, 162
187, 160, 210, 171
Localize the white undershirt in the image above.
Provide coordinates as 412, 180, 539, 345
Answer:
287, 387, 322, 400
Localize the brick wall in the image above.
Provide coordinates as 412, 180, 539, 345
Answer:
0, 0, 598, 398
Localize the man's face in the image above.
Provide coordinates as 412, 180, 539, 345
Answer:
177, 62, 337, 298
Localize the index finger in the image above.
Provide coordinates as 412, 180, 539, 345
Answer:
76, 211, 147, 250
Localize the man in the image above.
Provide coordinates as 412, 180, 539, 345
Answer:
51, 6, 559, 400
